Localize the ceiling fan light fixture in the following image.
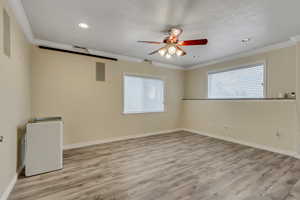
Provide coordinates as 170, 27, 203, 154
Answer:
140, 28, 208, 59
165, 53, 172, 59
176, 49, 184, 56
168, 45, 177, 55
158, 48, 167, 56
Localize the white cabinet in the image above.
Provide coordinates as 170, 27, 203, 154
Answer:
25, 119, 63, 176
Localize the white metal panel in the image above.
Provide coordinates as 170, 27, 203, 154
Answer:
25, 121, 63, 176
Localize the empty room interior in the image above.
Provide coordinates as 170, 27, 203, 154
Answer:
2, 0, 300, 199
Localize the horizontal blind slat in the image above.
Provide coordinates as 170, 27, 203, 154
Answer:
208, 65, 264, 99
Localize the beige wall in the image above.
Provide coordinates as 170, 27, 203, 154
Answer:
0, 0, 31, 196
182, 100, 298, 153
31, 43, 300, 154
182, 45, 299, 154
31, 47, 184, 145
185, 46, 297, 99
1, 2, 299, 195
297, 42, 300, 153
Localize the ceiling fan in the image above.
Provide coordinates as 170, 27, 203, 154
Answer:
138, 28, 208, 59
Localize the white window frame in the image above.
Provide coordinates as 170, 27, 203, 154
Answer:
122, 73, 166, 114
207, 61, 267, 99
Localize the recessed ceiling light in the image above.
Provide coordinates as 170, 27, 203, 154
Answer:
241, 38, 251, 43
78, 23, 89, 29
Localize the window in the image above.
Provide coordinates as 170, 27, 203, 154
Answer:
208, 64, 265, 99
123, 75, 165, 114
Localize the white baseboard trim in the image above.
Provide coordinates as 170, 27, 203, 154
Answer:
63, 129, 182, 150
63, 128, 300, 159
182, 128, 300, 159
1, 128, 297, 200
0, 173, 17, 200
17, 165, 25, 177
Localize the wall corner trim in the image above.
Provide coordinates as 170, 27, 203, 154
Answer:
0, 173, 17, 200
8, 0, 34, 43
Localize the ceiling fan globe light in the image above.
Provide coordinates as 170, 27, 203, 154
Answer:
168, 46, 177, 55
159, 48, 167, 56
176, 49, 184, 56
165, 53, 172, 59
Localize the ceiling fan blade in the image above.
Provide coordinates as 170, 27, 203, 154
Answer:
178, 39, 208, 46
149, 49, 160, 55
138, 41, 162, 44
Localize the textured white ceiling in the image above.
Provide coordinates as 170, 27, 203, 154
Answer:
22, 0, 300, 68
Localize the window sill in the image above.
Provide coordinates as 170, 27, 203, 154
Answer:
123, 111, 165, 115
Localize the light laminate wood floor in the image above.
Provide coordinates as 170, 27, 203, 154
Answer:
9, 131, 300, 200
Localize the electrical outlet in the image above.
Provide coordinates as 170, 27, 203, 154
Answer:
276, 130, 281, 138
223, 126, 231, 137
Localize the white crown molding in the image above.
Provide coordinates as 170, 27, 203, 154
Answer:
151, 61, 184, 70
9, 0, 300, 72
186, 38, 298, 71
8, 0, 184, 70
34, 39, 184, 70
34, 39, 142, 62
8, 0, 34, 43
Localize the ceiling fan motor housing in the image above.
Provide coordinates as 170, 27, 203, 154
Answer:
138, 27, 208, 58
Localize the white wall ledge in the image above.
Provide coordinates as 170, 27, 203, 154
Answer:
182, 98, 296, 101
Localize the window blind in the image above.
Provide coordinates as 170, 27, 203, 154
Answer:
124, 75, 165, 114
208, 64, 265, 99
